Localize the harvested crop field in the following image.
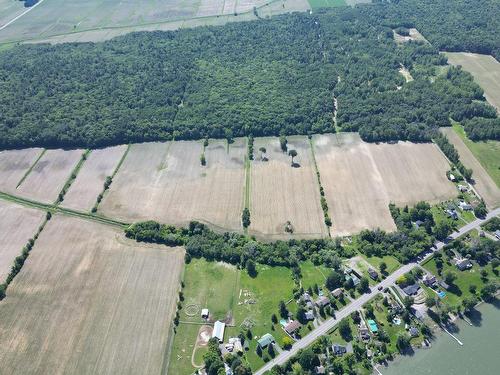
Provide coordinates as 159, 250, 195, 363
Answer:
15, 148, 83, 204
313, 133, 456, 236
0, 200, 45, 283
441, 127, 500, 209
0, 148, 43, 193
0, 215, 184, 375
62, 145, 127, 212
445, 52, 500, 111
100, 139, 246, 231
249, 136, 327, 239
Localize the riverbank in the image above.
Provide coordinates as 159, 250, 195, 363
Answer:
379, 300, 500, 375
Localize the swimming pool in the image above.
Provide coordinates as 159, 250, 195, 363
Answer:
438, 291, 446, 298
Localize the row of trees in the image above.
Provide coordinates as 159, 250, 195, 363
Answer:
0, 2, 498, 149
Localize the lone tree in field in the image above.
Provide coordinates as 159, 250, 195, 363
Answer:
279, 135, 287, 152
246, 259, 257, 278
200, 153, 206, 166
288, 149, 297, 166
259, 147, 267, 161
242, 208, 251, 228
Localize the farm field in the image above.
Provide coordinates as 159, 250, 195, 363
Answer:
445, 52, 500, 111
307, 0, 346, 9
170, 258, 297, 373
0, 0, 309, 43
451, 123, 500, 188
0, 147, 43, 193
15, 148, 83, 204
441, 127, 500, 209
99, 139, 246, 231
313, 133, 456, 236
0, 215, 184, 374
249, 136, 328, 240
0, 200, 45, 283
62, 145, 127, 212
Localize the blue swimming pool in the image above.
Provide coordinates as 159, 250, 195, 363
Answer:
438, 291, 446, 298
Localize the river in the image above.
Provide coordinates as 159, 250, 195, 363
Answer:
382, 301, 500, 375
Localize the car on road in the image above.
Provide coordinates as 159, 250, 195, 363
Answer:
378, 285, 383, 291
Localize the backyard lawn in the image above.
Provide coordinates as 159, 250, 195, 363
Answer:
362, 254, 400, 275
300, 260, 329, 290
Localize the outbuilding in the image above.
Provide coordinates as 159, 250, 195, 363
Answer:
212, 321, 225, 343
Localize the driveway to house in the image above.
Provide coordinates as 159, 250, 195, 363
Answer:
255, 208, 500, 374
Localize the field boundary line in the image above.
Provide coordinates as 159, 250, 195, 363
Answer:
16, 148, 46, 188
92, 144, 131, 212
308, 137, 332, 237
0, 0, 47, 31
55, 149, 91, 205
0, 191, 129, 228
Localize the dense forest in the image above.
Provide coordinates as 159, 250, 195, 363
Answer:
0, 0, 498, 149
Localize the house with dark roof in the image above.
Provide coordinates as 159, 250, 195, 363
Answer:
409, 326, 419, 337
331, 287, 343, 298
402, 284, 420, 296
368, 268, 379, 280
423, 274, 436, 287
315, 296, 330, 308
455, 258, 472, 271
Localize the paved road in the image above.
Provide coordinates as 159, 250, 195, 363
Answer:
255, 208, 500, 374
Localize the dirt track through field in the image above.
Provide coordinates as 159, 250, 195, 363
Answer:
0, 148, 43, 193
0, 215, 184, 375
249, 136, 328, 240
16, 148, 83, 204
441, 128, 500, 208
100, 139, 246, 231
313, 133, 456, 236
0, 200, 45, 283
62, 145, 127, 212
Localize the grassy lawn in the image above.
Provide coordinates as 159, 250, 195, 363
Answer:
168, 323, 203, 375
362, 254, 400, 275
422, 257, 498, 309
181, 258, 240, 323
452, 122, 500, 187
300, 260, 329, 290
308, 0, 347, 9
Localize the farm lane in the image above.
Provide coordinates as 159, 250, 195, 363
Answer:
254, 207, 500, 375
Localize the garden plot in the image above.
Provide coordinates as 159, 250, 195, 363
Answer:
441, 127, 500, 209
15, 148, 83, 204
0, 200, 45, 283
0, 215, 184, 375
249, 136, 327, 240
100, 139, 246, 231
0, 148, 43, 193
313, 133, 456, 236
62, 145, 127, 212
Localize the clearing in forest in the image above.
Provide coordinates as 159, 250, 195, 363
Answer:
0, 200, 45, 283
0, 215, 184, 375
99, 139, 246, 231
441, 127, 500, 209
0, 148, 43, 193
249, 136, 328, 240
313, 133, 455, 236
15, 148, 83, 204
62, 145, 127, 212
445, 52, 500, 111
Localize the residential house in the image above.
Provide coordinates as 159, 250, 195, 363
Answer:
402, 284, 420, 296
332, 287, 343, 298
305, 310, 315, 321
445, 209, 458, 220
359, 324, 370, 340
458, 201, 472, 211
314, 365, 326, 374
315, 296, 330, 308
455, 258, 472, 271
409, 326, 419, 337
423, 274, 437, 287
257, 333, 275, 349
368, 268, 379, 280
284, 320, 302, 335
495, 230, 500, 240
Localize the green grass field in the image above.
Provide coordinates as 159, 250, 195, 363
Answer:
452, 122, 500, 188
422, 257, 498, 309
362, 255, 400, 275
300, 260, 329, 289
169, 259, 297, 373
308, 0, 347, 9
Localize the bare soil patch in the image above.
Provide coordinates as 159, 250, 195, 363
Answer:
16, 148, 83, 204
62, 145, 127, 212
0, 215, 184, 375
0, 148, 43, 193
249, 136, 327, 240
313, 133, 456, 236
0, 200, 45, 282
100, 139, 245, 231
441, 127, 500, 208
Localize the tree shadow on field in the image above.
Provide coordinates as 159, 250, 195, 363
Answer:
291, 162, 301, 168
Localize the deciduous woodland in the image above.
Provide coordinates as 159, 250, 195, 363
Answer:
0, 0, 499, 149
